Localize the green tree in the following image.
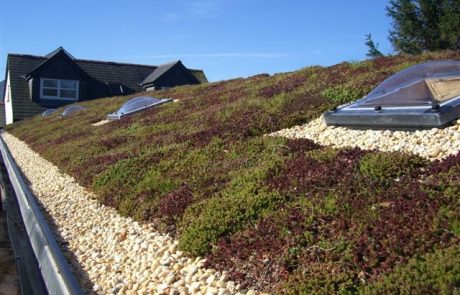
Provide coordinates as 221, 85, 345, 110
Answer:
387, 0, 460, 54
439, 0, 460, 48
365, 34, 384, 58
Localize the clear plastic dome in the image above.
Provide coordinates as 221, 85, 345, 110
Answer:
107, 96, 171, 120
354, 60, 460, 108
118, 96, 163, 114
62, 105, 87, 117
42, 109, 57, 117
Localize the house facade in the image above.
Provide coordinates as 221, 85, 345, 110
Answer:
0, 47, 207, 126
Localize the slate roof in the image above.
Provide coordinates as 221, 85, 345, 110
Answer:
10, 49, 207, 93
5, 49, 208, 121
77, 59, 207, 86
189, 69, 208, 84
141, 61, 179, 85
141, 60, 207, 86
25, 48, 90, 81
77, 58, 155, 93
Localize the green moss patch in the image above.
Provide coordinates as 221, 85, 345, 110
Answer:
362, 245, 460, 295
359, 151, 427, 183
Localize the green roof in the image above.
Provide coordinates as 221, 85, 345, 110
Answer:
6, 50, 460, 293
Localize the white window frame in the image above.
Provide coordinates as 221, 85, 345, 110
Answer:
40, 78, 79, 101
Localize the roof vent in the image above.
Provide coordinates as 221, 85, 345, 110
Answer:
42, 109, 57, 117
62, 105, 87, 117
107, 96, 172, 120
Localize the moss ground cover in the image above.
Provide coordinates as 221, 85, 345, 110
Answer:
6, 51, 460, 293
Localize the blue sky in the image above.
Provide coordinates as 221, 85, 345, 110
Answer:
0, 0, 393, 82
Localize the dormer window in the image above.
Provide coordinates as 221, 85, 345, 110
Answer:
40, 78, 79, 100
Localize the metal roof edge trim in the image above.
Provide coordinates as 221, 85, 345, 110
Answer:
0, 135, 83, 295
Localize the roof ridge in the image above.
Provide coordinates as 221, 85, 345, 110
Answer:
8, 53, 46, 59
8, 53, 201, 71
75, 58, 158, 68
8, 53, 158, 68
157, 60, 181, 66
140, 61, 179, 85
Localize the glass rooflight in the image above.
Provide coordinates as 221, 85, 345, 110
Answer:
323, 60, 460, 129
62, 104, 87, 117
356, 60, 460, 108
42, 109, 57, 117
107, 96, 172, 120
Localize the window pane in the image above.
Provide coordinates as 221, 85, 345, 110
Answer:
43, 79, 58, 87
60, 89, 77, 99
43, 88, 58, 97
61, 80, 77, 89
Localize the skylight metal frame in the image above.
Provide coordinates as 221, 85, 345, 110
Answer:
324, 95, 460, 130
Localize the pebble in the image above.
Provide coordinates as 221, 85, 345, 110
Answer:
91, 119, 110, 126
1, 133, 251, 294
206, 275, 216, 285
270, 116, 460, 160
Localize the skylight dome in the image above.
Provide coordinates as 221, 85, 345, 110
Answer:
107, 96, 172, 120
42, 109, 57, 117
324, 60, 460, 129
62, 105, 87, 117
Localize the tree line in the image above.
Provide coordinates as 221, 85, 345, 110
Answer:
366, 0, 460, 58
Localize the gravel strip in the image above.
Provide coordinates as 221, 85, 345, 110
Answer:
271, 116, 460, 160
2, 133, 252, 295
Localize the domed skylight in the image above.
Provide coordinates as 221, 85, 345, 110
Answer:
107, 96, 172, 120
360, 60, 460, 107
324, 60, 460, 129
42, 109, 57, 117
62, 105, 87, 117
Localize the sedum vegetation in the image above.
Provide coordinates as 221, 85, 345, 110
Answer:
7, 51, 460, 293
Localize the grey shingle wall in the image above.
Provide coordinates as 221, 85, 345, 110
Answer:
0, 103, 5, 127
7, 55, 46, 121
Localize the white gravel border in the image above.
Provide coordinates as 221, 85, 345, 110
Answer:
2, 133, 255, 295
271, 116, 460, 160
